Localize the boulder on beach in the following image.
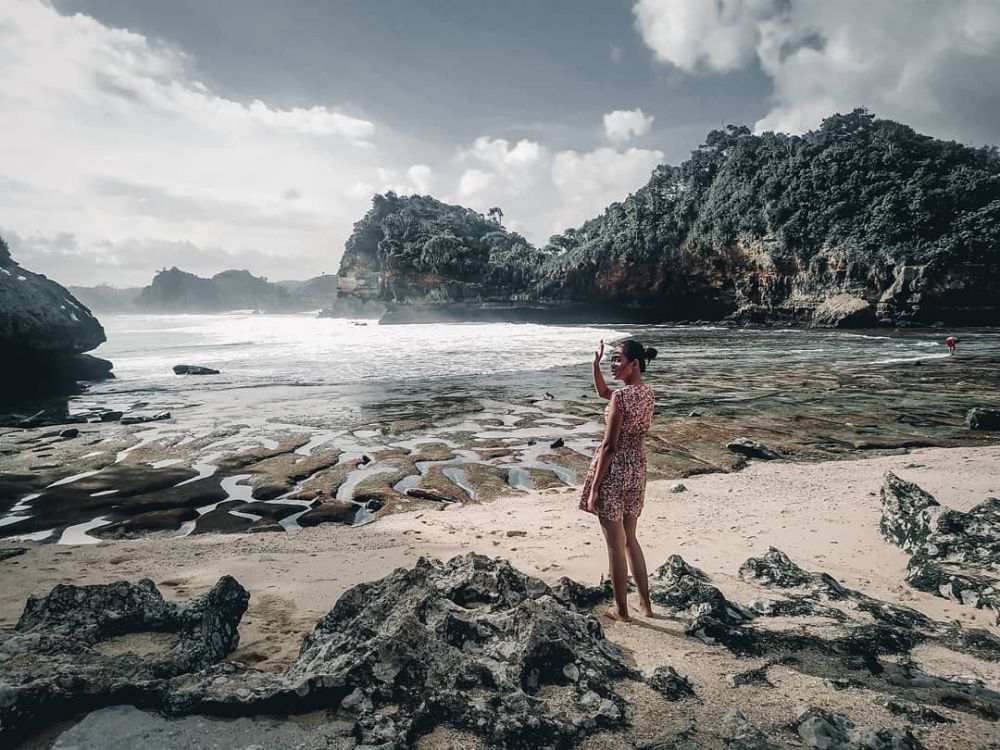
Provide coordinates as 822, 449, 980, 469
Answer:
172, 364, 220, 375
880, 471, 1000, 624
726, 437, 781, 460
965, 407, 1000, 431
0, 237, 112, 402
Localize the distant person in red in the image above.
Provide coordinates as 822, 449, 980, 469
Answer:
945, 336, 957, 355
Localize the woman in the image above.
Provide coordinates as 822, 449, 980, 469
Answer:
579, 338, 657, 622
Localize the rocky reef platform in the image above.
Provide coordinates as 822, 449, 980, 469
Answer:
2, 335, 997, 546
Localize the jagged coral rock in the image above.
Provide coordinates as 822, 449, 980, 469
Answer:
879, 472, 1000, 624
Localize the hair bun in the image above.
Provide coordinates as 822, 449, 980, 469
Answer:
644, 347, 658, 362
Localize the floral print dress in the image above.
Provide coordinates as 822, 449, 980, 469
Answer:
579, 384, 655, 521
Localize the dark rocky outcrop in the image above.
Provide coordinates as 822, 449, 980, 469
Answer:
5, 552, 1000, 747
337, 112, 1000, 326
726, 438, 781, 460
646, 665, 696, 701
965, 407, 1000, 431
793, 706, 923, 749
172, 364, 220, 375
0, 576, 248, 740
0, 237, 112, 402
879, 472, 1000, 624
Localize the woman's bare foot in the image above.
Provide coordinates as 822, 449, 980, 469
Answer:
605, 606, 631, 623
637, 599, 654, 618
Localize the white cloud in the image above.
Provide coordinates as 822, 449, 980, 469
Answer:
0, 0, 382, 284
447, 134, 663, 243
603, 108, 655, 143
633, 0, 1000, 145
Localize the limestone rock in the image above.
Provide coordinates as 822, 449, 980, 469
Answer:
793, 706, 923, 749
646, 665, 696, 701
965, 407, 1000, 431
172, 364, 220, 375
1, 576, 248, 739
726, 438, 780, 460
879, 472, 1000, 624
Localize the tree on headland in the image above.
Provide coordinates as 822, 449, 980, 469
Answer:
487, 206, 504, 227
0, 234, 10, 265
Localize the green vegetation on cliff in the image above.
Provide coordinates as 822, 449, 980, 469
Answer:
339, 110, 1000, 324
340, 192, 548, 299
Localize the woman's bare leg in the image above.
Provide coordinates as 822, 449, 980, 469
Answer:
623, 514, 653, 617
599, 517, 631, 621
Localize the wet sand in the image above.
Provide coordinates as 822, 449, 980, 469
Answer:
3, 446, 998, 748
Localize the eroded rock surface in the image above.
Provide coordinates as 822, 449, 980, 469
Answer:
0, 576, 248, 739
880, 472, 1000, 624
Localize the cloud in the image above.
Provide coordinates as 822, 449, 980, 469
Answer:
2, 228, 320, 286
0, 0, 382, 283
447, 132, 663, 243
603, 108, 655, 143
633, 0, 1000, 145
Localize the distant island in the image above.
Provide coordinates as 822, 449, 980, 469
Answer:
338, 110, 1000, 327
72, 268, 380, 317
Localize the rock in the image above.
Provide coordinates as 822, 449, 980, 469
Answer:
965, 407, 1000, 431
879, 472, 1000, 624
0, 576, 248, 739
406, 488, 457, 503
669, 482, 687, 493
879, 472, 941, 553
191, 501, 255, 535
812, 294, 875, 328
793, 706, 923, 749
646, 665, 696, 701
725, 666, 772, 688
0, 547, 27, 561
95, 507, 198, 538
688, 411, 701, 417
176, 554, 637, 748
884, 698, 954, 725
726, 438, 781, 460
551, 576, 612, 611
359, 454, 372, 465
59, 427, 79, 439
120, 411, 172, 425
71, 353, 115, 381
652, 554, 710, 586
234, 501, 303, 520
722, 710, 773, 750
0, 251, 109, 402
506, 530, 527, 538
296, 501, 358, 527
739, 547, 853, 600
99, 410, 123, 422
172, 364, 220, 375
549, 437, 564, 449
250, 484, 290, 501
51, 705, 354, 750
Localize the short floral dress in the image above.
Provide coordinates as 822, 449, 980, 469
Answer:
579, 384, 655, 521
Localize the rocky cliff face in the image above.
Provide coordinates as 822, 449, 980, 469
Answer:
338, 111, 1000, 326
0, 239, 111, 402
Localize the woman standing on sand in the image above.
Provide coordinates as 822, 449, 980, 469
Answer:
580, 338, 657, 622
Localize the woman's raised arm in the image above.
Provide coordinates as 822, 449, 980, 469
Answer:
592, 339, 611, 400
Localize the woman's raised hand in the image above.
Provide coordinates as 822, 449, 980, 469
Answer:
593, 339, 604, 365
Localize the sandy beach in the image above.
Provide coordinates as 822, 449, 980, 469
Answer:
4, 445, 998, 748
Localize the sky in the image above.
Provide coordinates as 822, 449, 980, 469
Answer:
3, 0, 1000, 286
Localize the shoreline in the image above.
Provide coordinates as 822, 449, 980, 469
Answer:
3, 445, 998, 747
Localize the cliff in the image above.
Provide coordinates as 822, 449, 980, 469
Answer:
337, 111, 1000, 326
0, 237, 112, 402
